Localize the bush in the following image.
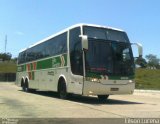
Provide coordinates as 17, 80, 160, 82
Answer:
135, 68, 160, 90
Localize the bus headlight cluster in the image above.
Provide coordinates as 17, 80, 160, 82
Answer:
91, 78, 98, 82
86, 77, 100, 83
90, 78, 101, 83
129, 80, 134, 83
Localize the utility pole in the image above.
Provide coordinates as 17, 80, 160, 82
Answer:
5, 35, 7, 53
4, 35, 8, 82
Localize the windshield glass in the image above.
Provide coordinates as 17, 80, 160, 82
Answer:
83, 26, 129, 42
83, 26, 134, 76
85, 40, 134, 76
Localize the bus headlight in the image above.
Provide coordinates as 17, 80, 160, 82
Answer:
91, 78, 98, 82
86, 77, 101, 83
129, 80, 134, 83
91, 78, 101, 83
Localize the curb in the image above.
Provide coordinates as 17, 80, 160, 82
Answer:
134, 89, 160, 93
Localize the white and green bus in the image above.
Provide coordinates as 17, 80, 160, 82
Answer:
16, 23, 142, 101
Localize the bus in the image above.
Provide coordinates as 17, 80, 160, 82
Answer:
16, 23, 143, 101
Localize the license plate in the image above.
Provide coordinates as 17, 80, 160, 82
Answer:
110, 88, 119, 91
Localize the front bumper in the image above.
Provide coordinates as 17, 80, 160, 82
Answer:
83, 80, 135, 95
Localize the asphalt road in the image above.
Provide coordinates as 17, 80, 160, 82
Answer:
0, 82, 160, 119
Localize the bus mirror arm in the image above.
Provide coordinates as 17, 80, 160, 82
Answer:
131, 43, 143, 58
79, 35, 88, 50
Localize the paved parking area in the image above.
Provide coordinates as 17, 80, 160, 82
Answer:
0, 82, 160, 118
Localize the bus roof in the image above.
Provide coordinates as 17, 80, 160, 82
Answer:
19, 23, 124, 53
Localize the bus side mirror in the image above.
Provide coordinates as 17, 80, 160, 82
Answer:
131, 43, 143, 58
80, 35, 88, 50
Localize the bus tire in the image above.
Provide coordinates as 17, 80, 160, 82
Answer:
58, 78, 67, 99
97, 95, 109, 102
24, 79, 29, 92
21, 79, 25, 91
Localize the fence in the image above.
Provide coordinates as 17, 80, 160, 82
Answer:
0, 73, 16, 82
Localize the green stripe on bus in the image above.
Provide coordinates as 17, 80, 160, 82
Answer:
17, 54, 67, 72
37, 58, 52, 70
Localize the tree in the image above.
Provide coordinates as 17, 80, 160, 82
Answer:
145, 54, 160, 69
11, 57, 17, 63
135, 57, 147, 68
0, 53, 12, 61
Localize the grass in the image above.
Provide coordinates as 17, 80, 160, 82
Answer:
0, 62, 16, 73
135, 68, 160, 90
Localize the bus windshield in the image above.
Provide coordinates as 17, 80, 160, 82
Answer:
83, 26, 129, 42
83, 26, 135, 76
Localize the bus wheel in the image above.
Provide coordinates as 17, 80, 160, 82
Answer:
22, 84, 25, 91
21, 79, 25, 91
97, 95, 109, 102
58, 79, 67, 99
24, 79, 29, 92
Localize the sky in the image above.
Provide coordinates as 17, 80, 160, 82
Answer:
0, 0, 160, 58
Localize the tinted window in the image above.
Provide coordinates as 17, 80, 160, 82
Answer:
86, 40, 113, 75
69, 27, 83, 75
83, 26, 106, 39
85, 40, 134, 76
47, 32, 67, 56
18, 51, 26, 64
18, 32, 67, 64
106, 30, 129, 42
83, 26, 129, 42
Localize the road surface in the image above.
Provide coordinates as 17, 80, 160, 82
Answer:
0, 82, 160, 118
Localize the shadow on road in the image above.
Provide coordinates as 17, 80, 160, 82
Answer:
19, 90, 144, 105
67, 95, 144, 105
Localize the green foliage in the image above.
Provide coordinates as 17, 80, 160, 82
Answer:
0, 52, 12, 61
135, 57, 147, 68
0, 62, 16, 73
12, 57, 17, 63
135, 54, 160, 69
135, 68, 160, 90
145, 54, 160, 69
